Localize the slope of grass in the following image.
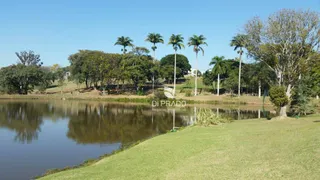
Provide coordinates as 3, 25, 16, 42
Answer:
40, 115, 320, 180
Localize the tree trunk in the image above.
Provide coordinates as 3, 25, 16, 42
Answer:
258, 81, 261, 98
217, 74, 220, 96
238, 49, 242, 97
172, 109, 176, 130
194, 52, 198, 96
173, 51, 177, 98
152, 50, 155, 95
279, 106, 287, 117
85, 78, 89, 88
279, 84, 292, 118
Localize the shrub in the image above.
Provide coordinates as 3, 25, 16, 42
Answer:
136, 89, 144, 96
269, 86, 289, 110
196, 109, 232, 126
185, 89, 192, 97
154, 88, 167, 100
291, 76, 315, 116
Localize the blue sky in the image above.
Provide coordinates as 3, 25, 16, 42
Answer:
0, 0, 319, 72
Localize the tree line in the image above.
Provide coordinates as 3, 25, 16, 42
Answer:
202, 9, 320, 117
0, 9, 319, 118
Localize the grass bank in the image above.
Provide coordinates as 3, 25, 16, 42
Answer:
40, 115, 320, 180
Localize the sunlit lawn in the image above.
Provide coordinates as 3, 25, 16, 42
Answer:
40, 115, 320, 180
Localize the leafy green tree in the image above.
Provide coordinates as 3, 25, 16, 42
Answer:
0, 64, 44, 94
115, 36, 134, 54
188, 35, 207, 96
168, 34, 185, 98
202, 70, 214, 87
291, 76, 315, 116
223, 70, 238, 96
122, 54, 154, 91
38, 67, 56, 93
230, 34, 248, 97
69, 50, 121, 89
242, 62, 277, 97
55, 67, 67, 94
209, 56, 228, 96
269, 86, 289, 116
244, 9, 320, 117
68, 50, 90, 88
160, 54, 191, 83
309, 53, 320, 99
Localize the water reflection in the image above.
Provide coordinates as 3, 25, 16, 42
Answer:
66, 104, 186, 145
0, 100, 273, 180
0, 102, 43, 143
0, 101, 191, 145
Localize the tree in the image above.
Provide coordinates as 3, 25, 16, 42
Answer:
244, 9, 320, 117
145, 33, 164, 93
230, 34, 248, 97
168, 34, 185, 98
69, 50, 119, 89
223, 70, 238, 96
242, 62, 277, 97
15, 50, 42, 66
269, 86, 289, 116
39, 67, 56, 93
291, 76, 315, 116
122, 54, 154, 90
309, 53, 320, 99
210, 56, 228, 96
130, 46, 150, 56
188, 35, 208, 96
114, 36, 134, 54
0, 64, 44, 94
160, 54, 191, 83
202, 70, 214, 87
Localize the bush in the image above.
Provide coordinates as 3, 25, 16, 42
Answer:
154, 88, 167, 100
291, 76, 315, 116
196, 109, 232, 126
136, 89, 144, 96
185, 89, 192, 97
269, 86, 289, 109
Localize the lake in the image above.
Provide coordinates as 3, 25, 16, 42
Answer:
0, 100, 271, 180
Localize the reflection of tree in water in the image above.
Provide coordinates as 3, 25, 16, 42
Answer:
67, 104, 185, 145
0, 101, 188, 145
0, 102, 46, 143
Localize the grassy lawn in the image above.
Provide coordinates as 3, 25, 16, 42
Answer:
40, 115, 320, 180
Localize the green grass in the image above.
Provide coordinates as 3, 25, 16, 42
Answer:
40, 115, 320, 180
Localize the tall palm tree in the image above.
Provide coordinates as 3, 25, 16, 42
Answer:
188, 35, 207, 96
210, 56, 227, 96
230, 34, 247, 97
168, 34, 184, 98
145, 33, 164, 93
114, 36, 134, 54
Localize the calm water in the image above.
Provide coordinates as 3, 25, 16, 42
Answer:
0, 100, 270, 180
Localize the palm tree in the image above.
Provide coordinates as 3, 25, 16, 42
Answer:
145, 33, 164, 93
168, 34, 184, 98
114, 36, 134, 54
210, 56, 227, 96
188, 35, 207, 96
230, 34, 247, 97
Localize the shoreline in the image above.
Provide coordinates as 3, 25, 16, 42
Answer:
38, 115, 320, 180
0, 94, 274, 106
